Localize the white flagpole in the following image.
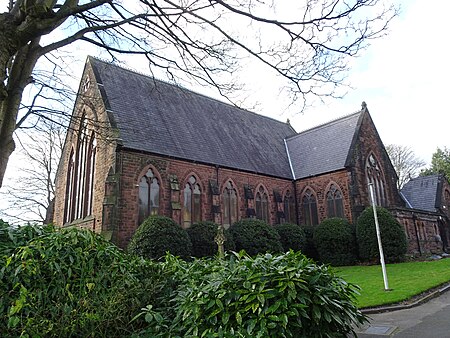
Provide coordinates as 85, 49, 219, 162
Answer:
368, 183, 389, 291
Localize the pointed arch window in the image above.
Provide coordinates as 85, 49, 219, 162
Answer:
183, 175, 201, 228
64, 148, 75, 223
283, 190, 296, 223
302, 189, 318, 226
326, 184, 344, 218
63, 116, 96, 223
223, 181, 238, 229
255, 186, 269, 223
366, 154, 387, 206
138, 168, 160, 225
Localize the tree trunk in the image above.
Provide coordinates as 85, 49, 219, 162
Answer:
0, 38, 40, 188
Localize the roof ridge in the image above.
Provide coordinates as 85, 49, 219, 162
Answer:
87, 56, 294, 129
285, 110, 362, 142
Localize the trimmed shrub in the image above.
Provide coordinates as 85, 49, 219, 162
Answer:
186, 221, 235, 258
300, 224, 320, 261
228, 218, 283, 255
0, 227, 166, 337
314, 218, 357, 266
275, 223, 306, 252
356, 206, 407, 263
128, 215, 192, 260
140, 251, 367, 337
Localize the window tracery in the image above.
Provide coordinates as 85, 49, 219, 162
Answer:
326, 184, 344, 218
366, 153, 387, 206
223, 181, 238, 229
183, 175, 201, 228
302, 188, 318, 225
138, 168, 160, 225
255, 185, 269, 223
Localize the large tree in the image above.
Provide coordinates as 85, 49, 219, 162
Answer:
0, 0, 397, 188
420, 147, 450, 179
385, 144, 426, 189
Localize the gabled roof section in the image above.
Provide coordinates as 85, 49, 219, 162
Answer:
400, 174, 443, 212
87, 57, 296, 178
285, 111, 363, 179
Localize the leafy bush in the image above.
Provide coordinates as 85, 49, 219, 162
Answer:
314, 218, 357, 266
128, 215, 192, 260
228, 218, 283, 255
186, 221, 235, 258
0, 221, 54, 259
0, 227, 166, 337
300, 224, 320, 261
356, 206, 408, 263
275, 223, 306, 252
140, 251, 367, 337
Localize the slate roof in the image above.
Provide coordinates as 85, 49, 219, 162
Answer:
285, 112, 363, 179
400, 174, 442, 212
88, 57, 297, 178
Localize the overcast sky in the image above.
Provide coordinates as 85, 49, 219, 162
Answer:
284, 0, 449, 164
1, 0, 448, 223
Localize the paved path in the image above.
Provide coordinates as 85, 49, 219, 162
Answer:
355, 290, 450, 337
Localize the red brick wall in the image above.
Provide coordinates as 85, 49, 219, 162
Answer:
114, 149, 295, 248
295, 169, 353, 224
391, 208, 444, 255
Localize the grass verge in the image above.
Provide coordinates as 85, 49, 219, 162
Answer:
335, 258, 450, 308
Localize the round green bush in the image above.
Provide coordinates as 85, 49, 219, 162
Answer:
314, 217, 357, 266
300, 224, 320, 261
186, 221, 235, 257
228, 218, 283, 255
275, 223, 306, 252
0, 227, 164, 337
356, 206, 407, 263
128, 215, 192, 260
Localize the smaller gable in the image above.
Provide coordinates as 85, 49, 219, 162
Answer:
401, 174, 443, 212
285, 111, 363, 179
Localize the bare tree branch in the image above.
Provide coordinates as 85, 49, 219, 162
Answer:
0, 0, 398, 188
386, 144, 426, 189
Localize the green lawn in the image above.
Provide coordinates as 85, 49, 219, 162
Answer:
335, 258, 450, 308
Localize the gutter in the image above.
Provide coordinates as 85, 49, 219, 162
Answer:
284, 138, 296, 180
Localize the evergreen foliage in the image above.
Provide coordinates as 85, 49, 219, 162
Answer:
314, 218, 357, 266
299, 224, 320, 261
128, 215, 192, 260
186, 221, 235, 257
0, 227, 165, 337
356, 207, 407, 263
140, 251, 367, 337
275, 223, 306, 252
0, 221, 54, 259
228, 218, 283, 255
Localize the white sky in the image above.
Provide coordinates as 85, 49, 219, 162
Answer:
1, 0, 449, 222
284, 0, 449, 164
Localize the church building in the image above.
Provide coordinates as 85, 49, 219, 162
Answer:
53, 57, 449, 254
